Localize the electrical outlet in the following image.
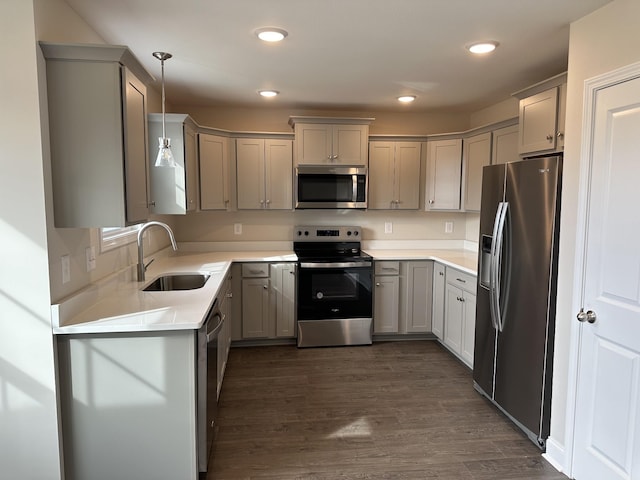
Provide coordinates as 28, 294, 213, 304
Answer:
234, 223, 242, 235
384, 222, 393, 234
61, 255, 71, 284
445, 221, 454, 234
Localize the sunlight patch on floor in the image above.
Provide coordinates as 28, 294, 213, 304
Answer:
327, 417, 372, 439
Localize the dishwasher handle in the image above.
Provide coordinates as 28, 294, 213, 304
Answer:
206, 312, 224, 342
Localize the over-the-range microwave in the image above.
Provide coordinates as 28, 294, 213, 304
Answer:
295, 165, 367, 209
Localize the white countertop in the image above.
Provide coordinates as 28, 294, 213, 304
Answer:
365, 248, 478, 275
51, 248, 475, 335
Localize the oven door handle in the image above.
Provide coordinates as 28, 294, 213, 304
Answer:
299, 261, 372, 269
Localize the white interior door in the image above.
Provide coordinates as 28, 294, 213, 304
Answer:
572, 74, 640, 479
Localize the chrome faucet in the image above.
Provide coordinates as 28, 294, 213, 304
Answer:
137, 221, 178, 282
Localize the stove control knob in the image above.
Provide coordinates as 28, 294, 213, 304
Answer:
347, 230, 352, 236
354, 230, 359, 236
304, 230, 309, 236
297, 230, 302, 236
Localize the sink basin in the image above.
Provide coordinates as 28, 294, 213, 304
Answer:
143, 273, 210, 292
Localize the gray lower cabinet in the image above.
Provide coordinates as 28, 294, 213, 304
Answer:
442, 267, 477, 368
57, 330, 198, 480
237, 262, 296, 340
373, 260, 433, 335
431, 262, 446, 340
373, 261, 400, 333
217, 273, 233, 398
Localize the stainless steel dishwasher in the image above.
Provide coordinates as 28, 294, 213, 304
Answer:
197, 300, 223, 475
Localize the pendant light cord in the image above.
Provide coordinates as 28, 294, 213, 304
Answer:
161, 57, 166, 141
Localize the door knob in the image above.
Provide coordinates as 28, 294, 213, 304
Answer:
576, 308, 597, 324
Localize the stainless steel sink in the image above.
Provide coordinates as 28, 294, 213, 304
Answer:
143, 273, 210, 292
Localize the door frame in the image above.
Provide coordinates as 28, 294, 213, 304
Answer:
562, 60, 640, 478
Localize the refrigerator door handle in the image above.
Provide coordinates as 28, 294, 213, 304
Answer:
489, 202, 505, 330
494, 202, 509, 332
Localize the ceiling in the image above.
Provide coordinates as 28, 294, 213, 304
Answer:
63, 0, 612, 113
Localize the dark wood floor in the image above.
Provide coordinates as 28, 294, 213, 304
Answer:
208, 341, 568, 479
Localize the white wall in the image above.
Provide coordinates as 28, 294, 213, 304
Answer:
174, 209, 469, 243
549, 0, 640, 470
469, 97, 519, 129
0, 1, 62, 478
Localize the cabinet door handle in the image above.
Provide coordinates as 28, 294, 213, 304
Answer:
263, 284, 268, 289
557, 132, 564, 139
546, 134, 554, 142
376, 282, 381, 287
439, 272, 444, 276
456, 278, 466, 283
429, 199, 434, 205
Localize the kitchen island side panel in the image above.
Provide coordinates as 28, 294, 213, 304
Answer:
57, 331, 198, 480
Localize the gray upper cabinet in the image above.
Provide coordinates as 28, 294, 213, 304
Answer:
514, 73, 567, 156
289, 116, 373, 166
462, 132, 492, 212
236, 138, 293, 210
40, 42, 154, 228
425, 138, 463, 211
148, 113, 199, 214
369, 141, 421, 210
199, 133, 231, 211
491, 124, 519, 165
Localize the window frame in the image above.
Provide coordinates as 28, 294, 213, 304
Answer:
99, 225, 141, 253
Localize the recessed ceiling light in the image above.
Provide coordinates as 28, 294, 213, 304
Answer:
467, 41, 499, 54
255, 28, 288, 42
259, 90, 279, 98
398, 95, 416, 103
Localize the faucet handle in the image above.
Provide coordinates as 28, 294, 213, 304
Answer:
144, 258, 155, 272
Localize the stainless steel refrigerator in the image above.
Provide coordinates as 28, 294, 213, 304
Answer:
473, 155, 562, 449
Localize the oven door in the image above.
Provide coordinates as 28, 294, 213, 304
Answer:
296, 260, 373, 347
297, 261, 372, 319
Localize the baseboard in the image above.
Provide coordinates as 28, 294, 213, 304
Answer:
542, 437, 568, 476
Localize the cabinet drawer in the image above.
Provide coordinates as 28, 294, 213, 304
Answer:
375, 261, 400, 275
241, 263, 269, 278
445, 267, 476, 294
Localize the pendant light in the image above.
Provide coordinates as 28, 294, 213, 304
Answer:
152, 51, 176, 167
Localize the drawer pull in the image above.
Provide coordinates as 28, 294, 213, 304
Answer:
456, 278, 466, 283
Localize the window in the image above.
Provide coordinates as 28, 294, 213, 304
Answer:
100, 225, 141, 252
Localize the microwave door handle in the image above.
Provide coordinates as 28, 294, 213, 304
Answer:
352, 174, 358, 202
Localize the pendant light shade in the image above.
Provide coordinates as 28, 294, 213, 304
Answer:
152, 51, 176, 167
